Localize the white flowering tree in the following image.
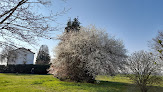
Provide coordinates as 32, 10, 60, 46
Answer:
49, 25, 127, 82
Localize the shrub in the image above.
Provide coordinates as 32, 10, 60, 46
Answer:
126, 51, 162, 92
0, 64, 50, 74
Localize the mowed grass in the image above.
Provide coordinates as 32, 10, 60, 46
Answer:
0, 73, 163, 92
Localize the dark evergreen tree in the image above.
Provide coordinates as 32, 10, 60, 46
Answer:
36, 45, 50, 65
65, 18, 80, 32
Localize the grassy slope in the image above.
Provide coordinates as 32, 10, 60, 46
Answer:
0, 73, 162, 92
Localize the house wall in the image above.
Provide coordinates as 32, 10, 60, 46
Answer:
26, 53, 34, 64
7, 49, 34, 65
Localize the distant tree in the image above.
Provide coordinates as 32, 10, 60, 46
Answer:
49, 24, 127, 83
36, 45, 50, 65
126, 51, 162, 92
0, 0, 68, 48
65, 18, 80, 32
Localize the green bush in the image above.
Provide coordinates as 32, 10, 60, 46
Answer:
0, 64, 50, 74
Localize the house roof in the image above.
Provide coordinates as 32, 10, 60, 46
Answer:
14, 48, 35, 54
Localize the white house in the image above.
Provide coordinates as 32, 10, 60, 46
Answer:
7, 48, 35, 65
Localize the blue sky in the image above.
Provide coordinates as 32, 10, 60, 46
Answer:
38, 0, 163, 56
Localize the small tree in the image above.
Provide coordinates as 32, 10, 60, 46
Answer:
36, 45, 50, 65
49, 25, 127, 82
126, 51, 162, 92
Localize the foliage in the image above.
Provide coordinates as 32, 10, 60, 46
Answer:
0, 64, 49, 74
0, 0, 67, 48
36, 45, 50, 65
49, 25, 127, 82
126, 50, 162, 92
0, 73, 163, 92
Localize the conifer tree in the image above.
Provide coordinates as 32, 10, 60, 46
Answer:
36, 45, 50, 65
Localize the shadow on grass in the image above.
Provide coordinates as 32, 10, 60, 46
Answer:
60, 80, 163, 92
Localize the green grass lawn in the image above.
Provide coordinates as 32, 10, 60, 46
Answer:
0, 73, 162, 92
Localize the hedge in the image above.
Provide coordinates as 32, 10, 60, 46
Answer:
0, 64, 50, 74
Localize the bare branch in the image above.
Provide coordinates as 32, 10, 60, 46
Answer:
0, 0, 28, 24
0, 0, 68, 49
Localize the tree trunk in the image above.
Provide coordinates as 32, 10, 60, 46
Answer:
140, 85, 148, 92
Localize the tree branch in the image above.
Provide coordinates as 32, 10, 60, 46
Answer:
0, 0, 28, 24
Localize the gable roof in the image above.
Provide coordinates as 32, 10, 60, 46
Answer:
14, 48, 35, 54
